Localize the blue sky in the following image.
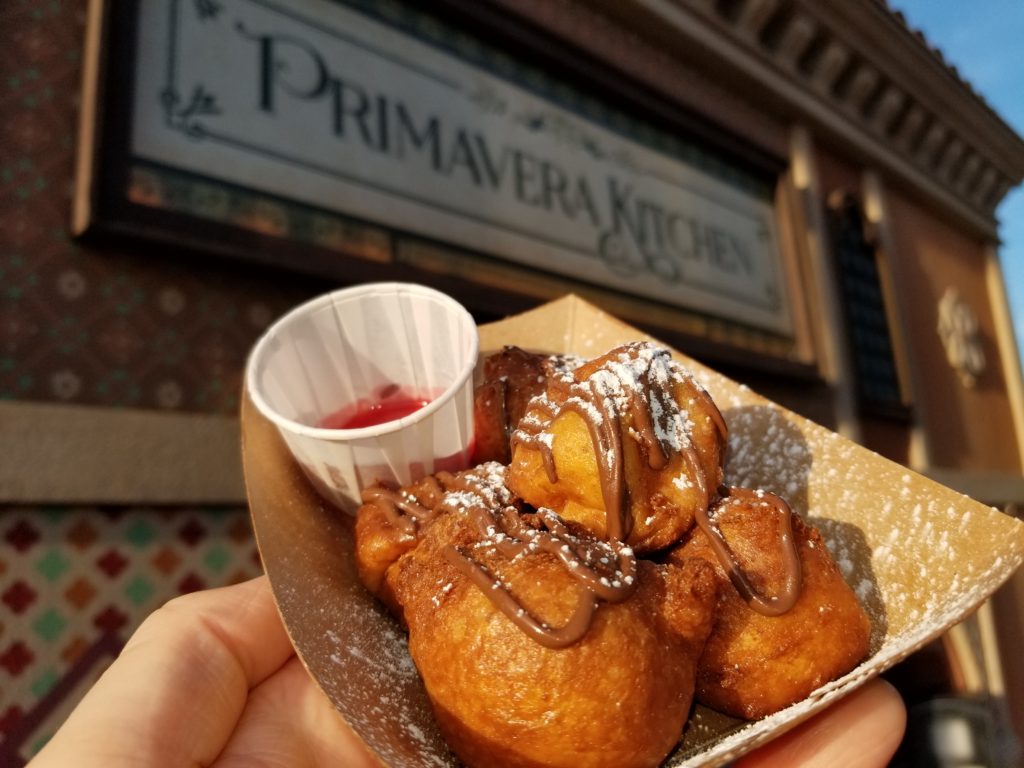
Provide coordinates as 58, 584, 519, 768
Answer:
889, 1, 1024, 362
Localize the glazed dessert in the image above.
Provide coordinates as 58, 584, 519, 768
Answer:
354, 342, 871, 768
668, 487, 871, 719
506, 343, 727, 553
354, 462, 521, 617
472, 346, 583, 464
390, 475, 719, 768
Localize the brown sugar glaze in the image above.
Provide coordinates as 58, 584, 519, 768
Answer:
511, 342, 802, 617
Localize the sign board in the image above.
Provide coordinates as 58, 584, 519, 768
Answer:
87, 0, 793, 335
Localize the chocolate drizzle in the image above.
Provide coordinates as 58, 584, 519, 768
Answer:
360, 463, 513, 538
362, 343, 805, 650
361, 478, 443, 537
512, 343, 722, 543
444, 506, 637, 649
512, 398, 560, 484
362, 462, 636, 647
510, 342, 802, 618
698, 487, 802, 616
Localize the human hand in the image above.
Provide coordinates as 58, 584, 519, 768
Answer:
31, 576, 905, 768
737, 676, 906, 767
29, 576, 377, 768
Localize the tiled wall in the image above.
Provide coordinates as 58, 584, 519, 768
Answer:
0, 508, 262, 764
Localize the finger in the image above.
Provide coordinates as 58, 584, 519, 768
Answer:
213, 657, 380, 768
736, 678, 907, 768
31, 576, 295, 768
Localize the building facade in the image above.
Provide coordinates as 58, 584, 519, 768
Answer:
2, 0, 1023, 763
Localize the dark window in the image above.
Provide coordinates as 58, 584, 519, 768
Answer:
827, 192, 909, 420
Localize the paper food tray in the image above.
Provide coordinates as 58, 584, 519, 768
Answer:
242, 294, 1024, 767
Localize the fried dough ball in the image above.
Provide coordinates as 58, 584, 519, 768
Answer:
354, 462, 514, 616
391, 508, 719, 768
473, 347, 581, 464
472, 347, 547, 464
507, 342, 727, 553
669, 488, 871, 719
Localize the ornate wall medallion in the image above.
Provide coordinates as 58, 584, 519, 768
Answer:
938, 288, 986, 388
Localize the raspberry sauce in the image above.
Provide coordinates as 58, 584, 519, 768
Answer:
317, 388, 433, 429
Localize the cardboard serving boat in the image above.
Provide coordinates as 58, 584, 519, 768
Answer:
242, 294, 1024, 767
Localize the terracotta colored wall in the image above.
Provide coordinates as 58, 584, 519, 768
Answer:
813, 142, 1021, 471
1, 1, 327, 415
884, 191, 1021, 472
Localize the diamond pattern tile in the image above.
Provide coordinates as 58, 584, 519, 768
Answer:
177, 572, 206, 594
0, 507, 261, 763
64, 521, 97, 551
203, 544, 231, 574
92, 606, 127, 634
59, 636, 88, 666
177, 519, 207, 548
151, 546, 182, 575
124, 520, 156, 549
124, 576, 153, 607
95, 550, 128, 579
31, 610, 66, 644
1, 642, 34, 676
4, 522, 40, 553
63, 578, 96, 611
1, 583, 36, 615
34, 551, 69, 583
227, 516, 253, 544
0, 707, 23, 736
30, 668, 58, 699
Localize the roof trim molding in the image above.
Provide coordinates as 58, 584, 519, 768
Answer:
617, 0, 1024, 229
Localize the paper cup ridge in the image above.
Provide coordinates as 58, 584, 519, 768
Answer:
247, 283, 479, 511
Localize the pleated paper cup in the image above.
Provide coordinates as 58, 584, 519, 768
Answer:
246, 283, 479, 512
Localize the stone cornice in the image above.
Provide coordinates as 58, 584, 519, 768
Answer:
794, 1, 1024, 200
617, 0, 1024, 231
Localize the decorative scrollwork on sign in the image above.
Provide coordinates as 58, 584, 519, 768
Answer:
159, 85, 221, 139
193, 0, 224, 21
512, 110, 640, 175
466, 83, 508, 116
937, 288, 986, 388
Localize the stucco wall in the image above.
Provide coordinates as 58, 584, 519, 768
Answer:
884, 189, 1021, 471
